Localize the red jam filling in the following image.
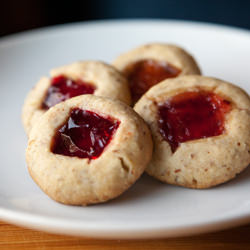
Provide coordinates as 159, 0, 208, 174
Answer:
125, 59, 181, 104
42, 75, 95, 109
158, 91, 231, 152
52, 109, 120, 159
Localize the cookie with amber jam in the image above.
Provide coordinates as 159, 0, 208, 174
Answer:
113, 43, 201, 105
22, 61, 131, 135
26, 95, 152, 205
134, 75, 250, 188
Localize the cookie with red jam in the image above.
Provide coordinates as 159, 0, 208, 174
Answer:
113, 43, 201, 105
134, 75, 250, 188
26, 95, 152, 205
22, 61, 131, 135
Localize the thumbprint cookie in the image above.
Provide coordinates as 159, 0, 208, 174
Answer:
134, 75, 250, 188
113, 43, 201, 105
22, 61, 131, 135
26, 95, 152, 205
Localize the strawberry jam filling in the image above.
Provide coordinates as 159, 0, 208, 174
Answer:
52, 109, 120, 159
42, 75, 95, 109
125, 59, 181, 104
158, 91, 231, 153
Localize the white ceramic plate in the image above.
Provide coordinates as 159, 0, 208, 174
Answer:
0, 20, 249, 239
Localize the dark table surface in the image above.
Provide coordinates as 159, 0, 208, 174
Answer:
1, 0, 250, 37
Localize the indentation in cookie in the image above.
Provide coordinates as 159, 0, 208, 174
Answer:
119, 157, 130, 173
158, 91, 231, 152
42, 75, 95, 109
51, 108, 120, 159
124, 59, 181, 104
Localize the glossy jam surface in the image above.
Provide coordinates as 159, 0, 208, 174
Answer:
125, 59, 181, 104
52, 109, 120, 159
158, 91, 231, 152
42, 75, 95, 109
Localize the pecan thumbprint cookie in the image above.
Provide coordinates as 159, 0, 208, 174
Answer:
134, 75, 250, 188
22, 61, 131, 135
113, 43, 201, 105
26, 95, 152, 205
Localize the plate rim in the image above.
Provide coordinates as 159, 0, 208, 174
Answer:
1, 18, 250, 46
0, 205, 250, 239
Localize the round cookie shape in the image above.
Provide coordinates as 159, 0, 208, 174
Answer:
113, 43, 201, 105
26, 95, 153, 205
22, 61, 131, 135
134, 75, 250, 189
